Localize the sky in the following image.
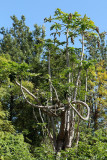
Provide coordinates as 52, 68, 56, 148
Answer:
0, 0, 107, 38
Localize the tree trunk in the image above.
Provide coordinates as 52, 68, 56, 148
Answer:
56, 111, 66, 152
65, 28, 75, 148
85, 70, 88, 103
9, 85, 14, 121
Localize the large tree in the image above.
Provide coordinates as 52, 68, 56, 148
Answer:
13, 9, 98, 153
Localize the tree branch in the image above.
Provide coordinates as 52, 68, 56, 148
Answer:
49, 78, 60, 104
15, 80, 40, 104
69, 101, 90, 121
15, 80, 90, 120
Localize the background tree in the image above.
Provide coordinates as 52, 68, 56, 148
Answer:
0, 16, 46, 150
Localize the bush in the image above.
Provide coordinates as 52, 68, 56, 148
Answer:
0, 132, 35, 160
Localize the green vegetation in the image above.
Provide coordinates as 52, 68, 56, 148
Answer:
0, 9, 107, 159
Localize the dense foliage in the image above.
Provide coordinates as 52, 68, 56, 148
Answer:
0, 9, 107, 159
0, 106, 34, 160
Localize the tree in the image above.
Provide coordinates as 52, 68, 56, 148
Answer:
13, 9, 97, 153
84, 30, 107, 130
0, 16, 46, 149
0, 15, 45, 63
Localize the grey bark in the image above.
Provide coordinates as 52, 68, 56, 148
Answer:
85, 70, 88, 103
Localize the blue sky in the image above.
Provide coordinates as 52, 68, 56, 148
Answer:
0, 0, 107, 36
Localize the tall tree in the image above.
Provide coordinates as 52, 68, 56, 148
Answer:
13, 9, 97, 153
0, 16, 46, 148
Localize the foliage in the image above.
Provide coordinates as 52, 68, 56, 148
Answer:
0, 132, 35, 160
33, 139, 55, 160
0, 9, 107, 159
59, 129, 107, 160
0, 106, 34, 160
28, 129, 107, 160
